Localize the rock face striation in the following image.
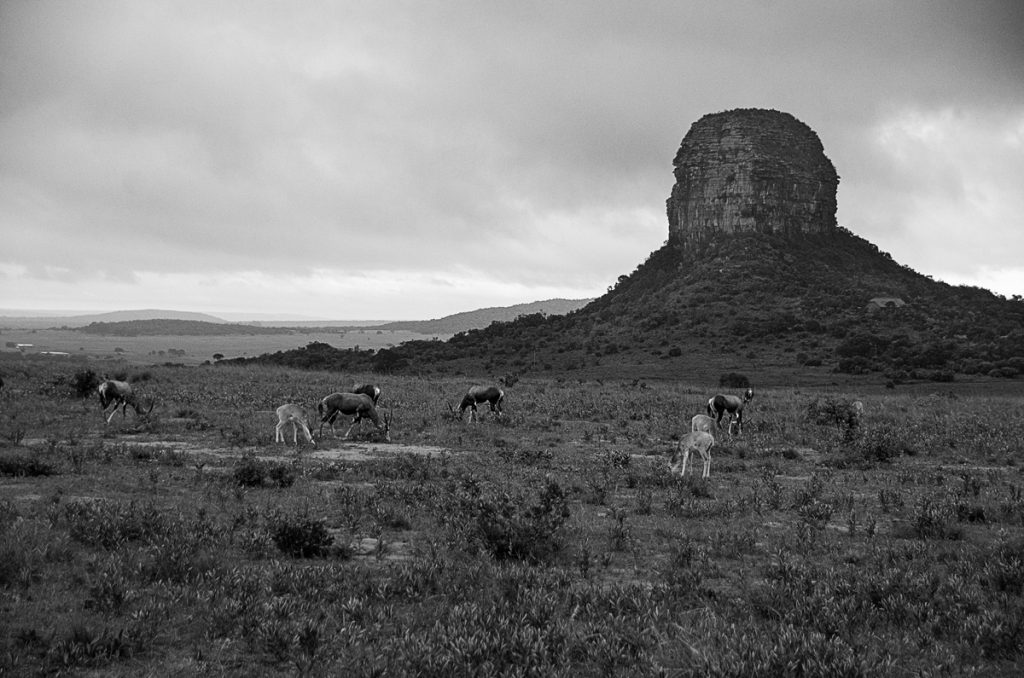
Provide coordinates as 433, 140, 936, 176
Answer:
666, 108, 838, 248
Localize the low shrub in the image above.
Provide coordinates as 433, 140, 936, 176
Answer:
233, 457, 296, 488
267, 511, 334, 558
444, 477, 571, 564
719, 372, 750, 388
0, 452, 56, 477
853, 425, 910, 464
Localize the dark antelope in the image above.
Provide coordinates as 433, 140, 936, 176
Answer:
317, 392, 391, 441
352, 383, 382, 406
98, 379, 154, 424
275, 404, 316, 447
706, 388, 754, 435
319, 384, 382, 432
450, 385, 504, 423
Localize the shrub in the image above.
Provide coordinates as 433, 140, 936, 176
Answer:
0, 452, 56, 477
267, 512, 334, 558
912, 497, 962, 540
62, 500, 166, 550
233, 456, 266, 487
853, 425, 909, 464
232, 457, 295, 489
70, 369, 101, 399
718, 372, 750, 388
806, 397, 862, 441
446, 478, 571, 564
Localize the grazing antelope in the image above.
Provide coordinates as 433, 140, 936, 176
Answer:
317, 392, 391, 441
691, 414, 716, 434
707, 388, 754, 435
671, 431, 715, 478
320, 384, 382, 430
352, 383, 382, 406
97, 379, 154, 424
274, 404, 316, 447
450, 385, 504, 423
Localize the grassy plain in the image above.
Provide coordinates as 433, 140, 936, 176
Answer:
1, 358, 1023, 676
0, 327, 444, 366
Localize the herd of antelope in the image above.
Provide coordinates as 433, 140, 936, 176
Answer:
97, 376, 762, 478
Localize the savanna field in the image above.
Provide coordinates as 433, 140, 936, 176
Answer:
2, 358, 1024, 676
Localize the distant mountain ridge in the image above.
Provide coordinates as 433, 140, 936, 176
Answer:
78, 319, 295, 336
0, 309, 227, 329
367, 298, 594, 335
0, 299, 592, 335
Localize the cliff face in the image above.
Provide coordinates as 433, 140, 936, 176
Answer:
666, 109, 838, 248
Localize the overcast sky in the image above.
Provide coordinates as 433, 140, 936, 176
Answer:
2, 1, 1022, 320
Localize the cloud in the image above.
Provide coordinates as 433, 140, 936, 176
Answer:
2, 1, 1023, 316
841, 107, 1024, 293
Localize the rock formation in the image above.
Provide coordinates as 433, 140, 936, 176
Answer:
666, 108, 838, 248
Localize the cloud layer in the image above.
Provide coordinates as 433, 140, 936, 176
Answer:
2, 1, 1022, 318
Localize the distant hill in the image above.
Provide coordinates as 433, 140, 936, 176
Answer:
0, 309, 227, 329
366, 298, 593, 335
227, 229, 1024, 385
78, 319, 295, 336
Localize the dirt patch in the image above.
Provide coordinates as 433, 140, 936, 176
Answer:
100, 439, 455, 465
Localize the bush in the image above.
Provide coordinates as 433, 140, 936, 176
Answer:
719, 372, 750, 388
233, 457, 295, 488
71, 370, 101, 399
233, 456, 266, 487
445, 478, 571, 564
0, 452, 56, 477
851, 425, 909, 464
267, 512, 334, 558
806, 397, 862, 441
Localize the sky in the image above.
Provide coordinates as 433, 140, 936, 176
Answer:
1, 1, 1022, 320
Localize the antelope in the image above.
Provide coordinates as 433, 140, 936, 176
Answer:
691, 414, 716, 434
352, 383, 382, 406
317, 392, 391, 441
450, 385, 504, 423
670, 431, 715, 478
97, 379, 154, 424
707, 388, 754, 435
274, 404, 316, 447
320, 383, 382, 430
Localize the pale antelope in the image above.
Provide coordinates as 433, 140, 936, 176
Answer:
671, 431, 715, 478
317, 392, 391, 441
707, 388, 753, 435
450, 385, 504, 423
274, 404, 316, 447
98, 379, 154, 424
691, 414, 716, 434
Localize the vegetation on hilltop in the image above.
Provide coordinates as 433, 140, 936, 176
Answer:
78, 319, 296, 337
226, 229, 1024, 384
368, 298, 593, 336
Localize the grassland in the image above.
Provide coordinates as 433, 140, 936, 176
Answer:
1, 327, 443, 366
1, 358, 1023, 676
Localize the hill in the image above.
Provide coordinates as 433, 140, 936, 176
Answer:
220, 108, 1024, 386
366, 298, 593, 335
77, 319, 295, 336
225, 230, 1023, 385
0, 309, 227, 330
